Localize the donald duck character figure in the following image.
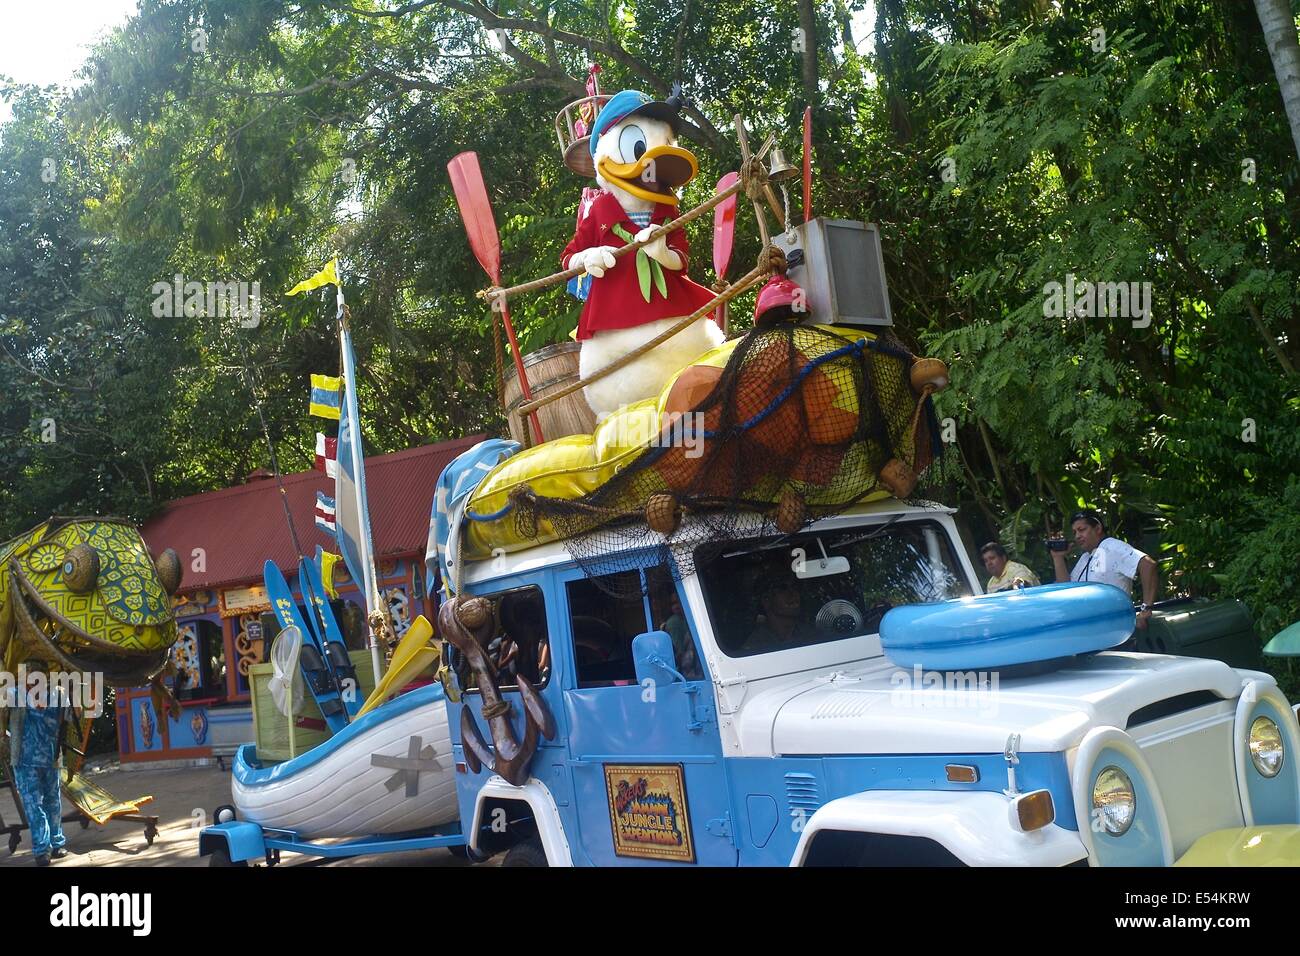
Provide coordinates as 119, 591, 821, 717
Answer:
563, 88, 724, 420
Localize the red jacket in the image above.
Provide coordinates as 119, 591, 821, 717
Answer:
562, 190, 718, 340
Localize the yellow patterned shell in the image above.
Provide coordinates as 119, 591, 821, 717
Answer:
1, 519, 177, 657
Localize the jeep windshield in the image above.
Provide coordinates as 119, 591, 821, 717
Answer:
696, 518, 972, 657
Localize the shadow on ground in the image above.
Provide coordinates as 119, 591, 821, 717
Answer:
0, 763, 483, 868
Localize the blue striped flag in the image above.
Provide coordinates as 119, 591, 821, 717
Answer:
334, 380, 370, 596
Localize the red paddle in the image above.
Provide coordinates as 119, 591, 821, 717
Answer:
712, 172, 739, 333
802, 106, 813, 223
447, 151, 544, 445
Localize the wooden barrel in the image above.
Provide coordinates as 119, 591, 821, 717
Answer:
501, 341, 597, 444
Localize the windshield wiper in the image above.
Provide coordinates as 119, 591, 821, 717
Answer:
720, 534, 805, 560
827, 513, 906, 551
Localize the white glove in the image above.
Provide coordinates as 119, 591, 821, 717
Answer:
572, 246, 617, 278
635, 227, 680, 269
635, 227, 668, 261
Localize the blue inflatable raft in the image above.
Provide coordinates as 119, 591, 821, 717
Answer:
880, 582, 1136, 671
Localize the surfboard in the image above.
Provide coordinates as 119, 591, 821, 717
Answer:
263, 560, 349, 734
298, 557, 363, 721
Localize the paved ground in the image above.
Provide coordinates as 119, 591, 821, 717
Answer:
0, 761, 481, 868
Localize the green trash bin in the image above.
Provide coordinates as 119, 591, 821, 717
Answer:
1134, 599, 1261, 670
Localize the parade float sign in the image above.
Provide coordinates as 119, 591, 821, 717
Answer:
604, 765, 695, 862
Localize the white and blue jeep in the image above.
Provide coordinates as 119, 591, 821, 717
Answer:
441, 499, 1300, 866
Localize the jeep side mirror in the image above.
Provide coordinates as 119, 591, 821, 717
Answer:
632, 631, 685, 685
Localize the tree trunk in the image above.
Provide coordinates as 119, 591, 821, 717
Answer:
1254, 0, 1300, 163
798, 0, 818, 108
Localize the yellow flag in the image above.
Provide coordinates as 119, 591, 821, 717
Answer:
285, 259, 340, 297
319, 551, 341, 598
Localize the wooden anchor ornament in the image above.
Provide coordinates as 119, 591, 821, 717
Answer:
437, 595, 555, 787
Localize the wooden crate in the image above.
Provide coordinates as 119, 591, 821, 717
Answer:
248, 650, 377, 763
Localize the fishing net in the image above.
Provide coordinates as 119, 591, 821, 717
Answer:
504, 322, 945, 596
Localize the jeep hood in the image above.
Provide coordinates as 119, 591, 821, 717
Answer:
730, 652, 1257, 756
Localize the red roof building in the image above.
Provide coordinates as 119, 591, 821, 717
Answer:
120, 436, 482, 763
143, 436, 484, 591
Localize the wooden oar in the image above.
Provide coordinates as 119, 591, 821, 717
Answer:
712, 172, 739, 334
447, 151, 544, 445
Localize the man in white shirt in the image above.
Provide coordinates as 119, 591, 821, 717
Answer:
1050, 509, 1159, 628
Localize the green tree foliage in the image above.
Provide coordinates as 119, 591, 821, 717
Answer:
0, 85, 184, 528
1, 0, 1297, 660
862, 1, 1299, 646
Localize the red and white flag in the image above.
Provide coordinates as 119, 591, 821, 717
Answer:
314, 491, 337, 537
314, 433, 338, 478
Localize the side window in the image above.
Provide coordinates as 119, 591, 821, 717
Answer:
566, 572, 648, 688
646, 565, 703, 681
199, 619, 228, 698
455, 585, 551, 692
567, 566, 705, 687
172, 619, 227, 701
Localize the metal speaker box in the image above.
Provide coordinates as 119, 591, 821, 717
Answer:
773, 218, 893, 327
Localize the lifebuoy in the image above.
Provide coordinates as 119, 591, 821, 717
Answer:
880, 582, 1135, 671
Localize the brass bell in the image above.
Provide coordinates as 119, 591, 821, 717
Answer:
767, 146, 799, 183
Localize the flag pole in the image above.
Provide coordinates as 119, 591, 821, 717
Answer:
334, 270, 386, 684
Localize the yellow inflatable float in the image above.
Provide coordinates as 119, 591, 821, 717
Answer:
461, 324, 946, 561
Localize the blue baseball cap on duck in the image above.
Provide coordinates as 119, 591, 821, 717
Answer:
589, 89, 685, 157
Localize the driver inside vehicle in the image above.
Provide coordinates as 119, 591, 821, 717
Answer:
746, 566, 817, 651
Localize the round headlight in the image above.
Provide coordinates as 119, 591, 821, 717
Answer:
1092, 765, 1136, 836
1249, 716, 1284, 778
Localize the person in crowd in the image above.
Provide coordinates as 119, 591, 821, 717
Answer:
1050, 509, 1159, 628
1, 660, 75, 866
658, 590, 702, 680
980, 542, 1041, 592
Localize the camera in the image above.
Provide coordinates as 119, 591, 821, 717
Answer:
1047, 537, 1070, 553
